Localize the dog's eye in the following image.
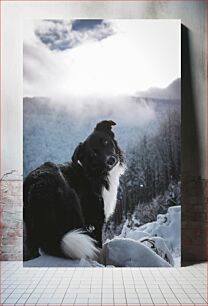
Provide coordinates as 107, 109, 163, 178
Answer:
103, 140, 109, 145
92, 150, 97, 157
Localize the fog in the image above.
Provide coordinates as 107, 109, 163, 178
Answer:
43, 94, 155, 127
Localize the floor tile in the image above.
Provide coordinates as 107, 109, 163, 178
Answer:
0, 261, 207, 306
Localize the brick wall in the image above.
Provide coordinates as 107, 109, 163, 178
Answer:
0, 180, 23, 260
181, 177, 208, 263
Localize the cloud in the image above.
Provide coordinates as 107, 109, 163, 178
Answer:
35, 19, 114, 51
24, 19, 181, 98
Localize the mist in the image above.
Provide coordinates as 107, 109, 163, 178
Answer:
45, 94, 155, 127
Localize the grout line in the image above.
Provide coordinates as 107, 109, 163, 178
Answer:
0, 262, 207, 306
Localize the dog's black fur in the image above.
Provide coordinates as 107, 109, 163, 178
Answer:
23, 120, 124, 261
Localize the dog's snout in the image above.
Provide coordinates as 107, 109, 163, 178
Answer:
106, 155, 117, 167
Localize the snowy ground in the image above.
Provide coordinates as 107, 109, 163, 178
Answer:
25, 206, 180, 267
118, 205, 181, 267
24, 256, 103, 267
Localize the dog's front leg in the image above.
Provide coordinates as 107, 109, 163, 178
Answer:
91, 196, 105, 248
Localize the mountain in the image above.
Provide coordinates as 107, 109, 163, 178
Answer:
23, 78, 181, 177
135, 78, 181, 100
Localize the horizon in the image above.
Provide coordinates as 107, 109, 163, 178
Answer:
23, 77, 181, 100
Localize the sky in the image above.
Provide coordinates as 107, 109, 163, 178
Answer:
23, 19, 181, 99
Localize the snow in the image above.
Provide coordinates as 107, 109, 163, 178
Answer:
103, 238, 171, 267
119, 205, 181, 267
103, 181, 181, 244
138, 205, 181, 264
24, 255, 104, 267
140, 237, 174, 266
127, 230, 151, 241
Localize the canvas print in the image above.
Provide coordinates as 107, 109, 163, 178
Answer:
23, 19, 181, 267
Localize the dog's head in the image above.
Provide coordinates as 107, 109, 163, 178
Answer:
72, 120, 124, 176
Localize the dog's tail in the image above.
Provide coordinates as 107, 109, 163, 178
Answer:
61, 229, 99, 260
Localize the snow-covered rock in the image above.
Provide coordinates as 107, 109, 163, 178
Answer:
117, 205, 181, 266
126, 230, 151, 240
138, 205, 181, 259
140, 236, 174, 266
103, 238, 171, 267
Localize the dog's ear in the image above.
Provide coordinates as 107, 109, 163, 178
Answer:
94, 120, 116, 136
72, 142, 84, 166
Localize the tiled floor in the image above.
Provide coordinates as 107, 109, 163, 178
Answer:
0, 261, 207, 305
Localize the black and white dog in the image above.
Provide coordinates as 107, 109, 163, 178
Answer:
23, 120, 125, 261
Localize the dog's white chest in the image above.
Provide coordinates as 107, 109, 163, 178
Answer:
102, 164, 125, 221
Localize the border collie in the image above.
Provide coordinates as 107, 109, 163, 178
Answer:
23, 120, 125, 261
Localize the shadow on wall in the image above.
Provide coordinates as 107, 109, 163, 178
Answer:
181, 25, 207, 264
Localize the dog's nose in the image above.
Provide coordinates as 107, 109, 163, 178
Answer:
106, 155, 117, 167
